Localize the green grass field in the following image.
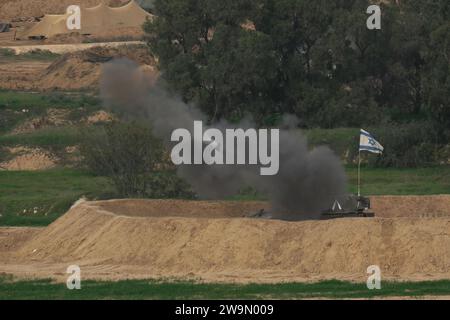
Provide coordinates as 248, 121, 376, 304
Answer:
0, 90, 100, 112
1, 276, 449, 299
0, 91, 101, 134
0, 126, 83, 149
346, 166, 450, 195
0, 169, 113, 226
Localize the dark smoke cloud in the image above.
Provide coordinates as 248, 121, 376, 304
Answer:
100, 58, 347, 220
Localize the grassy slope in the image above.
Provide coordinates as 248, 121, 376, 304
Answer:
0, 90, 99, 111
1, 276, 450, 299
0, 91, 100, 135
0, 169, 113, 226
0, 126, 82, 148
347, 166, 450, 195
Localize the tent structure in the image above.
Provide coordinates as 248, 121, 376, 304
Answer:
18, 1, 153, 39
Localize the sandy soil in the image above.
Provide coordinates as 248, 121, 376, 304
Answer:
372, 195, 450, 218
0, 227, 41, 250
0, 58, 51, 90
0, 43, 156, 90
11, 108, 73, 135
85, 110, 115, 124
0, 31, 20, 46
1, 41, 145, 55
0, 146, 57, 171
0, 196, 449, 284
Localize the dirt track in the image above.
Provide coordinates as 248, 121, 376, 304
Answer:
1, 41, 145, 55
0, 196, 449, 283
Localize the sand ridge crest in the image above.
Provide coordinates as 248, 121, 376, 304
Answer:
3, 196, 448, 282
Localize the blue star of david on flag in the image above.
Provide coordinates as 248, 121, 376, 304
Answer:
359, 129, 384, 154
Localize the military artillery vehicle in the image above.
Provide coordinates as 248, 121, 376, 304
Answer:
321, 194, 375, 219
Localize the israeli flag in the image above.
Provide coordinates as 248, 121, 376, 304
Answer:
359, 129, 384, 154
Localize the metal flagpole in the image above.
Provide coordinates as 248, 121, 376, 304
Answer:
357, 149, 361, 197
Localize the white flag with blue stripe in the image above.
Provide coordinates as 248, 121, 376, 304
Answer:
359, 129, 384, 154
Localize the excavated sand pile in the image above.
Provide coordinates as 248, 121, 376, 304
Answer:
36, 45, 156, 90
8, 196, 450, 283
0, 45, 156, 91
0, 146, 57, 170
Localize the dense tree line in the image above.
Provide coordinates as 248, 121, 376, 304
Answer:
144, 0, 449, 166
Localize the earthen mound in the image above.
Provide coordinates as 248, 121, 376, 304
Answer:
10, 197, 450, 283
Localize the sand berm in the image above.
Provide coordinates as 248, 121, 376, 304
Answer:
1, 196, 449, 283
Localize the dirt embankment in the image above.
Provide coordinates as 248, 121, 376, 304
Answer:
0, 59, 51, 90
39, 44, 156, 90
0, 228, 41, 256
0, 44, 157, 90
372, 195, 450, 218
0, 146, 57, 171
3, 41, 145, 55
1, 196, 449, 283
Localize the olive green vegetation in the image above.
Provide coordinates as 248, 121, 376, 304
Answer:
0, 91, 99, 111
0, 126, 82, 149
1, 120, 447, 168
0, 125, 351, 159
0, 91, 101, 134
1, 276, 450, 299
146, 0, 450, 129
17, 50, 60, 61
0, 48, 60, 61
347, 166, 450, 195
146, 0, 450, 168
1, 90, 449, 166
304, 127, 359, 159
0, 167, 449, 227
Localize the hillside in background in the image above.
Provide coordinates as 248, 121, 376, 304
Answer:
0, 0, 132, 21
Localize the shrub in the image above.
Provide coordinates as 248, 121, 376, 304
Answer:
0, 48, 15, 57
367, 122, 441, 168
80, 121, 162, 197
146, 171, 195, 199
79, 121, 193, 198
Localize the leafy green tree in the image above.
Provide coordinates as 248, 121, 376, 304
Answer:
144, 0, 450, 137
424, 22, 450, 138
80, 122, 193, 198
80, 122, 163, 197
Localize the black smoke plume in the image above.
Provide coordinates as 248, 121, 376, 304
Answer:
100, 58, 347, 220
